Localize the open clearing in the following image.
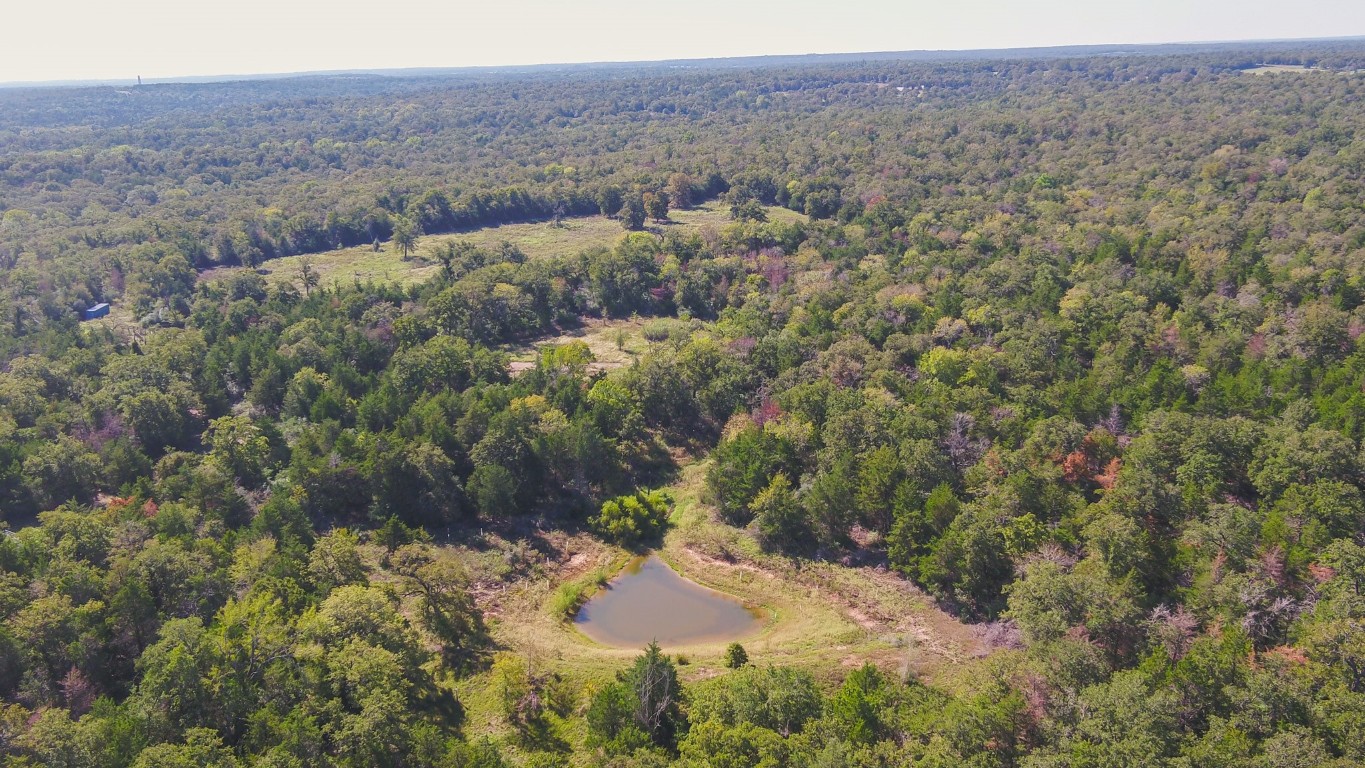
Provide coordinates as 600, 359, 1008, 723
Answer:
1241, 64, 1323, 75
442, 459, 987, 759
202, 202, 804, 291
505, 316, 656, 375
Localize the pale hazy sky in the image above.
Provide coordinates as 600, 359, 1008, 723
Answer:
6, 0, 1365, 83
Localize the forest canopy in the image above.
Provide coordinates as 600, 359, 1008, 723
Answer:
3, 40, 1365, 767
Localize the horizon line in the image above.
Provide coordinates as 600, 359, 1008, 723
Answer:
3, 34, 1364, 90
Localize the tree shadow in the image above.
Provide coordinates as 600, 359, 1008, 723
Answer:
417, 682, 465, 729
513, 718, 572, 754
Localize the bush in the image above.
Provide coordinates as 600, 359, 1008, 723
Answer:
724, 642, 749, 669
591, 489, 672, 547
641, 319, 676, 342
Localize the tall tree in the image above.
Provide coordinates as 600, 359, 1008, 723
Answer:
644, 191, 670, 223
624, 641, 682, 748
391, 217, 420, 259
666, 173, 694, 209
619, 199, 646, 231
297, 256, 319, 297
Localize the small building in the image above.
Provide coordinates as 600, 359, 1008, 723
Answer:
82, 303, 110, 321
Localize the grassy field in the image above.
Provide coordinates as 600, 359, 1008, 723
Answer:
505, 316, 659, 375
203, 202, 805, 291
444, 458, 987, 761
1242, 64, 1322, 75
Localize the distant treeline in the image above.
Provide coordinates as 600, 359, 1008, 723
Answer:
3, 43, 1365, 352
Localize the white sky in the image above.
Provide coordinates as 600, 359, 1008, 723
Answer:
5, 0, 1365, 83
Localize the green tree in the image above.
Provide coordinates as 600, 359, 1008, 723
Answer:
888, 483, 960, 575
132, 729, 240, 768
370, 441, 465, 526
391, 216, 420, 259
723, 642, 748, 669
707, 424, 799, 526
619, 199, 646, 231
586, 681, 651, 755
22, 436, 101, 509
749, 473, 808, 551
204, 415, 273, 488
391, 544, 487, 672
643, 191, 670, 222
666, 173, 694, 209
490, 653, 538, 727
591, 490, 671, 547
917, 506, 1013, 617
729, 198, 767, 223
678, 719, 786, 768
469, 464, 520, 517
596, 185, 624, 217
587, 641, 684, 753
297, 255, 319, 297
132, 618, 215, 736
586, 235, 660, 316
689, 664, 821, 736
124, 390, 195, 456
626, 641, 683, 748
1027, 669, 1182, 767
307, 528, 368, 593
9, 593, 78, 705
324, 638, 417, 765
282, 367, 329, 419
1004, 559, 1141, 659
829, 664, 887, 746
854, 445, 903, 533
18, 708, 105, 768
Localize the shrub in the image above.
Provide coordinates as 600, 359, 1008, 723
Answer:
591, 489, 672, 546
724, 642, 749, 669
642, 319, 677, 342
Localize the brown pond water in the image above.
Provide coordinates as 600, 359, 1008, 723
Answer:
574, 555, 763, 648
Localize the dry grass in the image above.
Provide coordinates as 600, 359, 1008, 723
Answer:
505, 316, 653, 375
1241, 64, 1321, 75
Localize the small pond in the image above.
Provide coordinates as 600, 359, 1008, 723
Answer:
574, 555, 763, 647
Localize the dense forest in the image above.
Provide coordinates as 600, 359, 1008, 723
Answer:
3, 40, 1365, 767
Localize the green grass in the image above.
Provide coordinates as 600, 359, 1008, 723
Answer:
203, 202, 805, 291
549, 565, 614, 620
